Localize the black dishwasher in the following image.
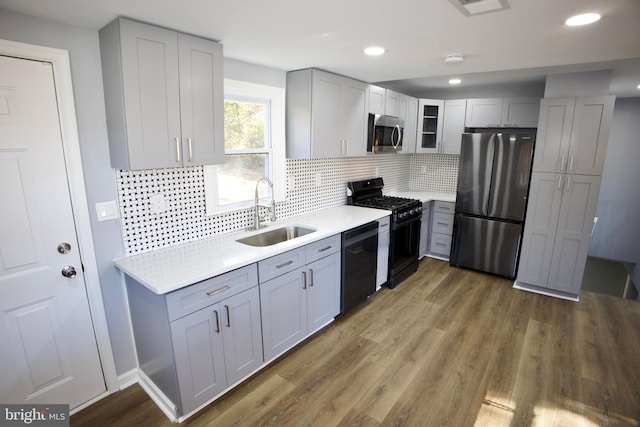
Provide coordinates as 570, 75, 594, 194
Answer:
341, 221, 378, 314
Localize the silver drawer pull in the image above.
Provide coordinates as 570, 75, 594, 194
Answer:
207, 285, 230, 297
436, 242, 446, 247
276, 260, 294, 269
302, 271, 307, 289
309, 269, 314, 286
318, 246, 332, 252
437, 222, 449, 226
225, 305, 231, 327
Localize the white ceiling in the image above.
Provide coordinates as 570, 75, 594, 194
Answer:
2, 0, 640, 97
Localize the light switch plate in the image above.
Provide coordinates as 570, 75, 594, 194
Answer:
95, 200, 119, 222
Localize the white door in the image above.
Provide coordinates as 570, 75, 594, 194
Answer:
0, 55, 105, 408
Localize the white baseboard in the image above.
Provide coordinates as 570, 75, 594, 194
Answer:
137, 369, 178, 422
513, 280, 579, 302
117, 368, 139, 390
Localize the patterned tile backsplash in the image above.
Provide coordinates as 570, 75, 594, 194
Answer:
116, 154, 459, 255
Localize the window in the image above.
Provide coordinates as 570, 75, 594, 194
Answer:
204, 80, 285, 214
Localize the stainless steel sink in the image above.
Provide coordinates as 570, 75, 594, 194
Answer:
236, 226, 316, 247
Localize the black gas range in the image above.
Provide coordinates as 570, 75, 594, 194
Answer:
347, 178, 422, 288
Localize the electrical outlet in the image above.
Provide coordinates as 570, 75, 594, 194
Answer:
288, 176, 295, 190
375, 167, 380, 177
315, 173, 322, 187
150, 194, 167, 214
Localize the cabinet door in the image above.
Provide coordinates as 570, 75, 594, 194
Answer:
416, 99, 444, 153
178, 34, 225, 166
306, 252, 341, 335
260, 268, 307, 362
532, 98, 575, 173
385, 90, 400, 117
501, 98, 540, 128
465, 98, 502, 128
419, 203, 431, 258
340, 77, 368, 157
378, 217, 391, 284
171, 304, 227, 414
119, 19, 182, 169
547, 175, 601, 295
220, 287, 263, 385
517, 172, 564, 287
442, 99, 466, 154
567, 96, 614, 175
368, 85, 386, 115
401, 96, 419, 154
311, 72, 342, 158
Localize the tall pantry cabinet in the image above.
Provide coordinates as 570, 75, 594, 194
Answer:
516, 96, 614, 298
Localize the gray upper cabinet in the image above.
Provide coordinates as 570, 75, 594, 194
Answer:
533, 96, 614, 175
286, 69, 368, 158
465, 97, 540, 128
100, 18, 224, 170
441, 99, 467, 155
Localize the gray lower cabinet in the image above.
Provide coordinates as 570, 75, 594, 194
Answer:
419, 201, 431, 259
428, 201, 455, 260
517, 172, 601, 296
260, 235, 341, 362
126, 264, 261, 416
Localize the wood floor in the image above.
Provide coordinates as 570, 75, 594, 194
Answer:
72, 258, 640, 426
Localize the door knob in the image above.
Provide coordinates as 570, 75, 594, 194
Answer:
61, 266, 77, 278
57, 242, 71, 254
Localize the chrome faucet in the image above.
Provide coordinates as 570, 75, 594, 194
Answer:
254, 177, 276, 230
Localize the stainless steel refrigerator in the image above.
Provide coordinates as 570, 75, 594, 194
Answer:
450, 132, 534, 279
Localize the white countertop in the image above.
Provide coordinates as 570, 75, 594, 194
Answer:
386, 190, 456, 204
114, 205, 390, 295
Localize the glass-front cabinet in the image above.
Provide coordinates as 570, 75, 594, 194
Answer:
416, 99, 444, 153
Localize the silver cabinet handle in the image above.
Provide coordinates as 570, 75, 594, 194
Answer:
214, 310, 220, 333
188, 137, 193, 162
302, 271, 307, 289
569, 156, 574, 172
225, 305, 231, 327
565, 176, 572, 192
207, 285, 230, 297
556, 175, 564, 191
276, 260, 294, 269
560, 156, 566, 172
309, 269, 314, 287
175, 137, 181, 163
318, 246, 332, 252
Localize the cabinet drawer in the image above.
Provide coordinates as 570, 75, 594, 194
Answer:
166, 264, 258, 321
259, 247, 306, 283
430, 233, 452, 256
431, 212, 454, 235
305, 234, 341, 263
433, 201, 455, 214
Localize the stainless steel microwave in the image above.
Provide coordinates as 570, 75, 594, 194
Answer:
367, 113, 404, 153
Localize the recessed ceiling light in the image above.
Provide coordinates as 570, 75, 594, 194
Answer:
449, 78, 462, 85
565, 13, 601, 26
364, 46, 386, 56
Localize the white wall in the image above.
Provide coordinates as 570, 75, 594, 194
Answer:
589, 98, 640, 266
0, 9, 136, 374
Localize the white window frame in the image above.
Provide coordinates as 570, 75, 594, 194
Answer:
204, 79, 286, 215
